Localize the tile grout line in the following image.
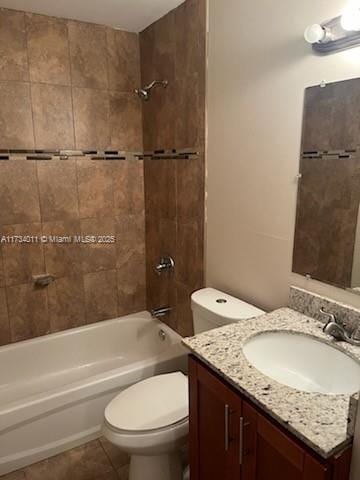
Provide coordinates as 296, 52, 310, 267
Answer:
23, 13, 36, 150
108, 158, 121, 318
174, 158, 179, 329
1, 251, 12, 344
74, 154, 87, 322
98, 438, 125, 478
65, 19, 77, 150
105, 28, 112, 151
25, 8, 46, 272
33, 160, 50, 333
0, 77, 139, 96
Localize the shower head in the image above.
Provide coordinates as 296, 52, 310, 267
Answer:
135, 80, 168, 101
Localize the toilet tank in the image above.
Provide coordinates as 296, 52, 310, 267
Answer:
191, 288, 265, 334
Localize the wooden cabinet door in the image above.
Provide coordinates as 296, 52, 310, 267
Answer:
189, 356, 242, 480
189, 357, 336, 480
241, 399, 257, 479
243, 404, 330, 480
331, 446, 352, 480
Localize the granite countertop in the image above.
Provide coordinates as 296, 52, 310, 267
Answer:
182, 307, 360, 458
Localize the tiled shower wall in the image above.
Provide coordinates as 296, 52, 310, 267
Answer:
140, 0, 206, 336
0, 8, 142, 151
0, 0, 206, 345
0, 158, 145, 345
0, 9, 146, 345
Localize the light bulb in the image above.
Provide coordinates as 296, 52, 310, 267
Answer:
341, 1, 360, 31
304, 24, 327, 44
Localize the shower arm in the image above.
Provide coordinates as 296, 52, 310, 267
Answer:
135, 79, 168, 101
144, 80, 168, 90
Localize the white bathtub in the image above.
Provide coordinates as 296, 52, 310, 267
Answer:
0, 311, 188, 475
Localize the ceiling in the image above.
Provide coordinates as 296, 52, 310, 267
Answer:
0, 0, 184, 32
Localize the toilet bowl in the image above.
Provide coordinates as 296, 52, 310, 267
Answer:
103, 288, 264, 480
102, 372, 188, 480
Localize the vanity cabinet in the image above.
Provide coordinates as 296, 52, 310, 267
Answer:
189, 356, 351, 480
189, 354, 242, 480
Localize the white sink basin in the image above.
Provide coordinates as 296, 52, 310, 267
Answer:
243, 331, 360, 395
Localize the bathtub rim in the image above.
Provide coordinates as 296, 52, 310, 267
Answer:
0, 310, 180, 353
0, 311, 187, 433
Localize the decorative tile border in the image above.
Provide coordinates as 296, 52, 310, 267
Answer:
289, 286, 360, 339
0, 148, 200, 161
137, 147, 200, 160
302, 149, 356, 160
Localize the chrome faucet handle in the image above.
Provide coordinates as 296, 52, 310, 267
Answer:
320, 308, 347, 341
153, 256, 175, 276
319, 308, 360, 346
319, 307, 338, 325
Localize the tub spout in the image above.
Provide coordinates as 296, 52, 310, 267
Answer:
151, 307, 172, 318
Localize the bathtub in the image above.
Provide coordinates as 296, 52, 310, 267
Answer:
0, 311, 188, 475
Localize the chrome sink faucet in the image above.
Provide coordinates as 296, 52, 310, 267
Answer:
320, 308, 360, 346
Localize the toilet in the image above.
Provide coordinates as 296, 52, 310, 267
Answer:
102, 288, 264, 480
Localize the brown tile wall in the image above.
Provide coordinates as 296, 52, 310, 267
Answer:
140, 0, 206, 336
0, 158, 146, 345
0, 8, 145, 346
0, 8, 142, 151
0, 0, 206, 345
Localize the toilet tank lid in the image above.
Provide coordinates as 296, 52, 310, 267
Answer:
191, 288, 265, 321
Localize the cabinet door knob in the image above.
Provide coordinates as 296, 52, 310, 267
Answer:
239, 417, 251, 465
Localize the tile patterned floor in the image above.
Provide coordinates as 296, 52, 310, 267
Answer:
0, 438, 129, 480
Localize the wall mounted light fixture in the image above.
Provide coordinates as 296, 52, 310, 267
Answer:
304, 1, 360, 54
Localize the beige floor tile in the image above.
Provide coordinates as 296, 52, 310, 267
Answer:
100, 437, 130, 470
24, 441, 113, 480
117, 464, 129, 480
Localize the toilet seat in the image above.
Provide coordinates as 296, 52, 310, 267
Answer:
105, 371, 188, 433
103, 414, 189, 455
103, 372, 189, 456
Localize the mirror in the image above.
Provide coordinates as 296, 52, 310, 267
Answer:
293, 77, 360, 291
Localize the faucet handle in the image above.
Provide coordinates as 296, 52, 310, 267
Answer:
319, 307, 337, 324
319, 308, 360, 345
319, 307, 345, 329
153, 256, 175, 276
